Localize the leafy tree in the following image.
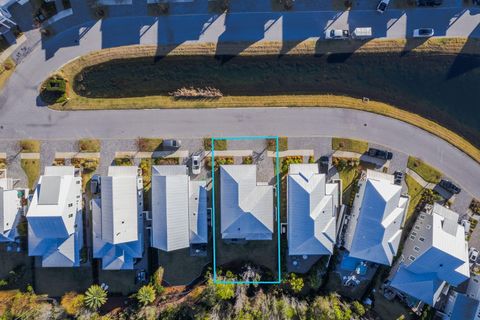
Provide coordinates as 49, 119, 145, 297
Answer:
152, 267, 165, 295
136, 285, 156, 306
288, 273, 304, 293
61, 291, 85, 316
84, 285, 107, 311
352, 301, 366, 316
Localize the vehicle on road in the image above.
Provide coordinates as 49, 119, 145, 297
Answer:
352, 27, 373, 39
376, 0, 390, 13
417, 0, 442, 6
368, 148, 393, 160
325, 29, 349, 40
469, 248, 479, 263
163, 139, 181, 149
439, 179, 461, 194
192, 155, 201, 175
413, 28, 434, 38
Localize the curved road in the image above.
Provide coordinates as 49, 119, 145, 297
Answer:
0, 12, 479, 197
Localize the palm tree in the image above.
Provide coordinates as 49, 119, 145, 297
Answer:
84, 285, 107, 311
136, 285, 156, 306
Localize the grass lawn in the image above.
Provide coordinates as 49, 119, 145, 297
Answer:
337, 166, 359, 193
34, 267, 93, 297
332, 137, 368, 154
20, 159, 40, 189
407, 156, 442, 184
405, 174, 424, 221
267, 137, 288, 152
138, 138, 163, 152
78, 138, 101, 152
19, 139, 41, 153
157, 248, 210, 286
203, 138, 227, 151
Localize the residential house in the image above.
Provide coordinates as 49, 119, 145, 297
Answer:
92, 166, 144, 270
441, 274, 480, 320
344, 170, 408, 266
390, 203, 470, 307
27, 166, 83, 267
220, 165, 273, 240
287, 164, 340, 256
0, 176, 27, 242
151, 165, 207, 252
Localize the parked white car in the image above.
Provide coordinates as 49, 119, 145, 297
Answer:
325, 29, 350, 40
191, 155, 201, 175
413, 28, 434, 38
376, 0, 390, 13
469, 247, 479, 263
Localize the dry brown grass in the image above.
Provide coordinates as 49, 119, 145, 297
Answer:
48, 39, 480, 164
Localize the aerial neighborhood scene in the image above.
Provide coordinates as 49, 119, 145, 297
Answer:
0, 0, 480, 319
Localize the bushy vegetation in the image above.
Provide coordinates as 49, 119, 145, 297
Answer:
203, 138, 227, 151
267, 137, 288, 152
114, 157, 134, 166
78, 139, 101, 152
470, 199, 480, 215
242, 156, 253, 164
280, 156, 303, 174
137, 138, 163, 152
19, 140, 40, 153
84, 284, 107, 311
170, 87, 223, 99
153, 157, 179, 165
40, 76, 68, 104
205, 156, 234, 170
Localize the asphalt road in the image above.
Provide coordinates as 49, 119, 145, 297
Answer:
0, 8, 479, 198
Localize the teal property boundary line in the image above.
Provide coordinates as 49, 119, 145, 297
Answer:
211, 135, 282, 285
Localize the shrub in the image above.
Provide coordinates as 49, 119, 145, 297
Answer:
78, 139, 101, 152
153, 157, 179, 165
203, 138, 227, 151
61, 292, 85, 316
280, 156, 303, 174
136, 285, 156, 306
308, 156, 315, 163
352, 301, 366, 316
138, 138, 163, 152
3, 59, 14, 71
242, 156, 253, 164
288, 273, 304, 293
170, 87, 222, 99
470, 199, 480, 215
152, 267, 165, 295
114, 157, 134, 166
267, 137, 288, 152
19, 140, 40, 153
205, 157, 233, 170
40, 76, 68, 104
46, 78, 66, 92
84, 285, 107, 311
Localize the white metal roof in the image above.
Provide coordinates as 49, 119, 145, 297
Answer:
220, 165, 273, 240
345, 170, 407, 266
151, 165, 208, 251
101, 166, 139, 244
151, 165, 190, 251
287, 164, 338, 256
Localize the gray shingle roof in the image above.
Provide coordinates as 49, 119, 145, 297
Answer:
287, 164, 338, 256
220, 165, 273, 240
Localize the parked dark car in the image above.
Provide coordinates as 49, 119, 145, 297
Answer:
368, 148, 393, 160
394, 171, 404, 185
417, 0, 442, 6
439, 179, 461, 194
